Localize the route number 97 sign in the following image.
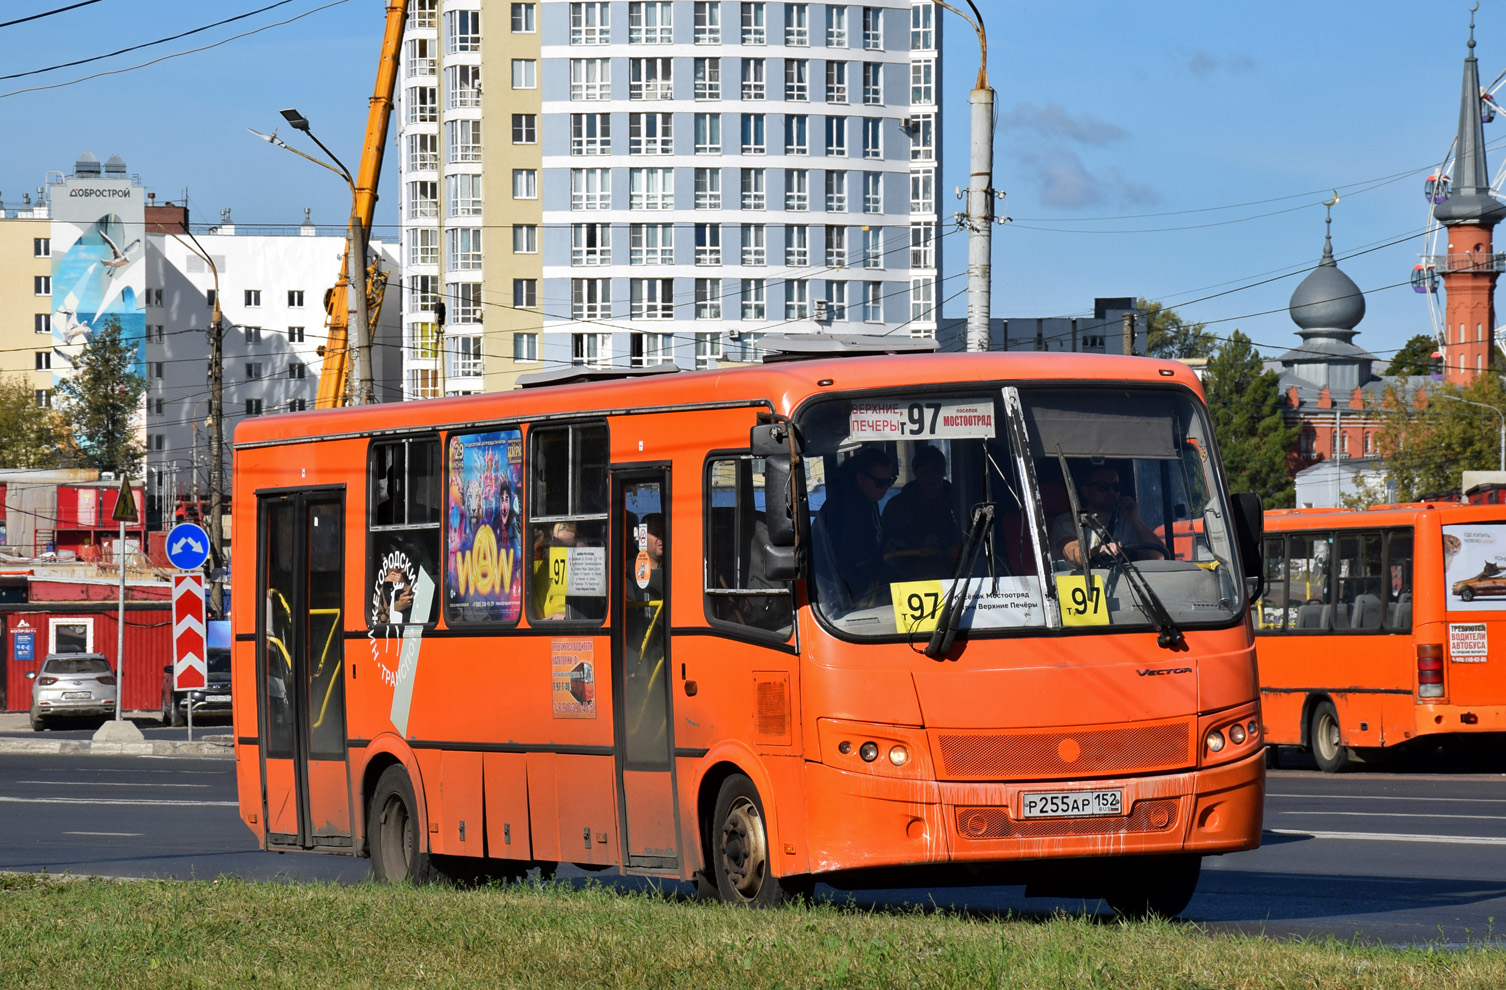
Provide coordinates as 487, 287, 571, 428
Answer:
849, 399, 996, 440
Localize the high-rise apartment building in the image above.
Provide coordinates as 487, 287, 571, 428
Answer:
399, 0, 941, 395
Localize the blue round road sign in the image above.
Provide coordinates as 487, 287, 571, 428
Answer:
166, 522, 212, 571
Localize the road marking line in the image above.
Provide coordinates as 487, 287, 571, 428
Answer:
1270, 793, 1506, 804
64, 832, 143, 837
19, 780, 208, 788
1279, 810, 1506, 822
0, 796, 236, 808
1268, 828, 1506, 846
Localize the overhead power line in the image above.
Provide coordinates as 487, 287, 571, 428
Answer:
0, 0, 107, 31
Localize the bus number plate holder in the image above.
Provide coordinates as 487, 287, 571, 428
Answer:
1021, 789, 1123, 819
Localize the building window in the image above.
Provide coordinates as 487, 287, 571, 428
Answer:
785, 59, 808, 101
631, 332, 674, 366
694, 57, 721, 99
695, 331, 722, 370
863, 226, 883, 267
446, 173, 482, 216
513, 169, 538, 199
630, 223, 675, 265
695, 1, 721, 43
511, 58, 536, 90
570, 1, 610, 43
34, 276, 50, 296
571, 112, 612, 154
34, 351, 50, 370
695, 167, 722, 209
414, 322, 439, 360
629, 112, 674, 154
629, 0, 673, 42
826, 5, 847, 46
629, 167, 674, 209
145, 287, 163, 306
785, 279, 809, 319
289, 326, 305, 342
696, 223, 723, 265
410, 368, 439, 399
447, 227, 484, 270
741, 1, 766, 43
409, 179, 439, 219
451, 283, 482, 324
825, 225, 847, 267
741, 224, 766, 265
572, 332, 612, 368
741, 57, 766, 99
826, 170, 848, 212
863, 280, 882, 321
246, 328, 263, 347
911, 2, 934, 49
741, 113, 767, 154
863, 171, 882, 212
289, 399, 308, 412
33, 238, 50, 258
631, 278, 675, 319
406, 85, 437, 123
826, 61, 849, 103
448, 119, 483, 160
512, 2, 537, 32
410, 275, 440, 311
147, 324, 164, 344
570, 58, 610, 100
513, 332, 539, 363
406, 36, 437, 75
910, 223, 935, 267
572, 278, 612, 320
910, 276, 934, 321
909, 115, 934, 160
36, 389, 52, 407
34, 314, 50, 335
826, 280, 849, 321
571, 168, 611, 210
514, 279, 539, 308
245, 362, 263, 380
150, 362, 165, 379
630, 57, 673, 100
785, 2, 808, 44
741, 278, 767, 319
862, 118, 882, 158
246, 399, 264, 417
786, 168, 809, 210
695, 278, 722, 319
572, 223, 612, 265
288, 289, 305, 307
445, 65, 482, 109
289, 361, 306, 380
785, 225, 808, 265
512, 114, 537, 144
450, 334, 483, 378
244, 289, 262, 307
862, 6, 882, 48
910, 169, 934, 212
408, 131, 439, 171
863, 62, 882, 104
785, 114, 808, 154
741, 168, 766, 209
825, 116, 847, 156
695, 113, 723, 154
446, 8, 480, 52
911, 58, 935, 103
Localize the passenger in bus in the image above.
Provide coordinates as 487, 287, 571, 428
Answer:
532, 522, 578, 620
814, 445, 897, 608
881, 444, 963, 580
1051, 465, 1165, 566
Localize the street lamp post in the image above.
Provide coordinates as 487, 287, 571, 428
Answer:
249, 111, 373, 406
1439, 393, 1506, 472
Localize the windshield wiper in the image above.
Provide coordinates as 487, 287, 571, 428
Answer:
1079, 513, 1186, 651
924, 502, 995, 659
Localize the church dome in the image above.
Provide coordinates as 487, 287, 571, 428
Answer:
1288, 237, 1365, 333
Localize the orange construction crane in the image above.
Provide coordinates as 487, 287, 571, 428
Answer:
315, 0, 408, 408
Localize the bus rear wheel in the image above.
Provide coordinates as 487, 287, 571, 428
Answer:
710, 774, 811, 907
1103, 854, 1201, 919
1310, 700, 1353, 773
368, 765, 441, 884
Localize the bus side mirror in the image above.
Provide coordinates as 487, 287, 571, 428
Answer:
750, 422, 797, 547
1230, 491, 1264, 601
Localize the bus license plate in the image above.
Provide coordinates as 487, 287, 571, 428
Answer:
1021, 789, 1123, 819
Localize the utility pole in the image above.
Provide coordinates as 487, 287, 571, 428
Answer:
208, 292, 225, 618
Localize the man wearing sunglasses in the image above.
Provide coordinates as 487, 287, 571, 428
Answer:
815, 445, 898, 607
1051, 465, 1164, 566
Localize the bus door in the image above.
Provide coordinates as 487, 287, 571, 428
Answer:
612, 470, 681, 871
257, 490, 352, 850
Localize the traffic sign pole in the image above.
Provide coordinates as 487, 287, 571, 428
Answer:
112, 477, 139, 721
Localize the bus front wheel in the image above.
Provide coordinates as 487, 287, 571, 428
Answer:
710, 774, 812, 907
1103, 854, 1201, 919
369, 765, 441, 885
1310, 700, 1353, 773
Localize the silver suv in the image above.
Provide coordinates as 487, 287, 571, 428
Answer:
28, 653, 117, 730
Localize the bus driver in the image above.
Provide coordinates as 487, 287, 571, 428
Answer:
1052, 465, 1165, 566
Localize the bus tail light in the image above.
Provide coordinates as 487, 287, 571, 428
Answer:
1418, 644, 1444, 698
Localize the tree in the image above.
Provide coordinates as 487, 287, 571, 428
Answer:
0, 376, 62, 469
1385, 334, 1439, 377
1369, 375, 1506, 502
1202, 331, 1301, 508
1139, 298, 1217, 360
54, 315, 147, 476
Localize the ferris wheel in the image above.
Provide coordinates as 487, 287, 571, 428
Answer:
1415, 68, 1506, 348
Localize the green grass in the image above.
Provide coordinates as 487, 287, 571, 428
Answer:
0, 873, 1502, 989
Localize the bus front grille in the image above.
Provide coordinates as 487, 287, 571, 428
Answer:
954, 799, 1180, 840
934, 722, 1192, 781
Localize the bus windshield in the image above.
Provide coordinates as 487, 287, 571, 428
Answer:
800, 384, 1243, 640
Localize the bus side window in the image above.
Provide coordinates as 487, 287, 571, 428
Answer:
704, 455, 794, 638
368, 436, 440, 628
527, 422, 610, 624
1385, 529, 1414, 632
1289, 533, 1331, 631
1258, 535, 1287, 632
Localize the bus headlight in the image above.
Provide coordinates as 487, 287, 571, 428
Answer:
888, 745, 909, 767
1228, 723, 1246, 745
1206, 730, 1226, 753
859, 741, 879, 762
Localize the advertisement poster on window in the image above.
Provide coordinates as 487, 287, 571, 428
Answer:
1443, 523, 1506, 610
447, 429, 524, 623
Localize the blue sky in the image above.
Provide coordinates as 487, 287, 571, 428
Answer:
1, 0, 1498, 365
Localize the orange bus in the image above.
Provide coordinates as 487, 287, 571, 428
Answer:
231, 349, 1266, 917
1258, 502, 1506, 771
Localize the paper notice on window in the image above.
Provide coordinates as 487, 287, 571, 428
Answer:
567, 546, 606, 597
1450, 622, 1489, 662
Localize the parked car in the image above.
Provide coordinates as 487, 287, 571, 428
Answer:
161, 620, 232, 725
27, 653, 116, 730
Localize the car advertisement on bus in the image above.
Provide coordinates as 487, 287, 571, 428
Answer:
1443, 523, 1506, 609
446, 429, 524, 623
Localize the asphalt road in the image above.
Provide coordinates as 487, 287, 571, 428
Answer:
3, 749, 1506, 944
